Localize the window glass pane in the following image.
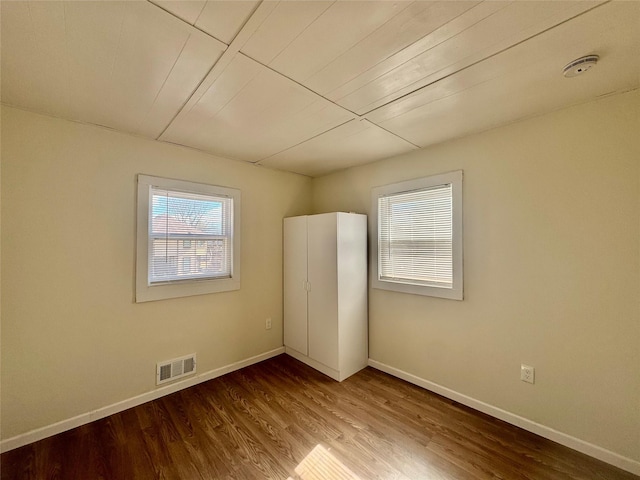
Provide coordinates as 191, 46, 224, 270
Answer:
148, 187, 233, 284
378, 184, 453, 288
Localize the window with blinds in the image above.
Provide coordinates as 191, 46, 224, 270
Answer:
371, 171, 462, 300
378, 184, 453, 288
136, 175, 241, 302
149, 187, 233, 284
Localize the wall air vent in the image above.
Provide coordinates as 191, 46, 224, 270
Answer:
156, 353, 197, 385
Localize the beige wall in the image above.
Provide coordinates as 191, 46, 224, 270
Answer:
0, 106, 311, 440
312, 90, 640, 462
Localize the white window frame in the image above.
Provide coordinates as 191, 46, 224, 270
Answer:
370, 170, 463, 300
136, 174, 241, 303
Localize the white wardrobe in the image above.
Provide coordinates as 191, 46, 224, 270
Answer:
283, 212, 368, 381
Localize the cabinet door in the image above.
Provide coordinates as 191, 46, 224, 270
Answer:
307, 214, 339, 370
284, 216, 308, 355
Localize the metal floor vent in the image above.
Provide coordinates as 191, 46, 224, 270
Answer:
156, 353, 196, 385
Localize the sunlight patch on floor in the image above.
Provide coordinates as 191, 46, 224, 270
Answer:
288, 444, 362, 480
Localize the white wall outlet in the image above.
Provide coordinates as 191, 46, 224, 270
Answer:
265, 317, 272, 330
521, 364, 535, 384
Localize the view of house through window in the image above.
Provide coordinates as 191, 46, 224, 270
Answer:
149, 187, 232, 284
136, 175, 241, 302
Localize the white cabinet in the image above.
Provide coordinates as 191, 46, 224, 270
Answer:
284, 212, 368, 381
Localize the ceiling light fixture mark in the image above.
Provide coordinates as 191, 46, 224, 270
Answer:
563, 54, 599, 77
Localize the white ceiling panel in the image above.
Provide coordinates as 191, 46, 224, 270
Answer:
135, 32, 226, 138
329, 1, 605, 114
1, 1, 71, 118
241, 1, 335, 64
161, 53, 354, 162
301, 1, 480, 97
2, 0, 638, 177
242, 1, 415, 84
367, 1, 640, 148
259, 119, 417, 177
1, 1, 225, 138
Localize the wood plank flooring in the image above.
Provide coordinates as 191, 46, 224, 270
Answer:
2, 354, 637, 480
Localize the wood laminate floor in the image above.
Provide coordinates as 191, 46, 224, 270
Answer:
1, 354, 637, 480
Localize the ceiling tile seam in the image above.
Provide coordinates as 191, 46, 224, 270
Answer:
201, 62, 303, 134
152, 47, 227, 141
158, 138, 257, 166
156, 1, 279, 140
595, 86, 639, 100
133, 32, 193, 135
25, 1, 70, 114
363, 120, 420, 149
324, 0, 511, 106
103, 4, 128, 125
146, 0, 229, 47
24, 2, 41, 108
221, 0, 280, 56
253, 118, 371, 166
221, 0, 266, 50
260, 1, 336, 66
157, 53, 360, 158
191, 0, 209, 27
25, 2, 35, 52
187, 57, 264, 140
360, 0, 612, 122
61, 2, 73, 117
171, 47, 238, 118
294, 0, 418, 85
299, 4, 425, 92
261, 1, 338, 65
239, 51, 362, 119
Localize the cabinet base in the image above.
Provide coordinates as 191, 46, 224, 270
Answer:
284, 347, 365, 382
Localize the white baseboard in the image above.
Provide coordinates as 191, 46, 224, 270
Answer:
368, 359, 640, 476
0, 347, 285, 454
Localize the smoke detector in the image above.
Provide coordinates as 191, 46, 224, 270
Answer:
563, 55, 599, 78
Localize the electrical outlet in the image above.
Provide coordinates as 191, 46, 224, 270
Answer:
520, 364, 535, 384
265, 318, 272, 330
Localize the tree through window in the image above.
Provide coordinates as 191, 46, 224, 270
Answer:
136, 175, 241, 302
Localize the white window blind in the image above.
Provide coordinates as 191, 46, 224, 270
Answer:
371, 170, 462, 300
378, 184, 453, 288
149, 187, 233, 284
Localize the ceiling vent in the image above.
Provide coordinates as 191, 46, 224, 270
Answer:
156, 353, 197, 385
563, 55, 599, 78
